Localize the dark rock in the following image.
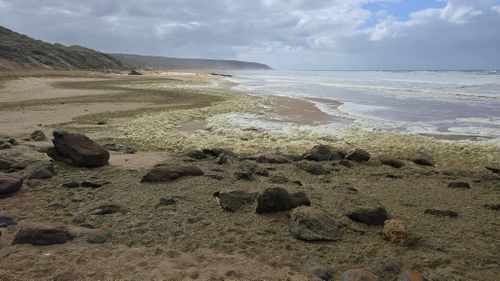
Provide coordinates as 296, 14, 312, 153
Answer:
0, 136, 18, 145
382, 219, 416, 246
447, 182, 470, 189
484, 203, 500, 211
30, 130, 47, 141
256, 187, 310, 214
342, 268, 380, 281
303, 144, 346, 161
339, 160, 353, 168
156, 197, 176, 207
255, 168, 269, 177
0, 142, 12, 150
0, 157, 14, 171
234, 161, 257, 181
104, 143, 136, 154
346, 148, 371, 162
289, 207, 344, 241
186, 149, 208, 159
295, 161, 331, 175
62, 181, 80, 188
12, 225, 74, 246
23, 161, 55, 180
0, 213, 16, 227
86, 229, 111, 244
0, 174, 22, 198
292, 180, 303, 186
97, 121, 107, 125
235, 171, 254, 181
81, 179, 110, 188
216, 153, 239, 165
91, 204, 121, 215
411, 152, 434, 166
486, 165, 500, 174
269, 175, 289, 184
128, 69, 142, 75
398, 271, 424, 281
142, 164, 203, 182
254, 150, 290, 164
310, 264, 333, 281
202, 148, 236, 158
341, 193, 389, 226
379, 155, 405, 168
214, 190, 258, 212
424, 209, 458, 218
48, 131, 110, 167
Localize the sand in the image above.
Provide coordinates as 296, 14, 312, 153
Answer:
1, 72, 499, 281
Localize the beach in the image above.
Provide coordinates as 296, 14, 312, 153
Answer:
1, 71, 499, 281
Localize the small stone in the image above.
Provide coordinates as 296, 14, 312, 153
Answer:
398, 271, 424, 281
256, 187, 310, 214
0, 157, 14, 171
156, 197, 176, 207
343, 268, 380, 281
379, 155, 405, 168
0, 142, 12, 150
447, 182, 470, 189
371, 257, 403, 280
0, 213, 16, 227
104, 143, 136, 154
424, 209, 458, 218
86, 229, 111, 244
295, 161, 331, 175
255, 168, 269, 176
382, 219, 416, 246
91, 204, 121, 215
71, 213, 86, 225
214, 190, 257, 212
485, 165, 500, 174
12, 225, 74, 246
23, 161, 55, 180
483, 203, 500, 211
62, 181, 80, 188
339, 160, 353, 168
411, 153, 434, 166
289, 207, 344, 241
234, 171, 254, 181
216, 153, 239, 165
0, 174, 22, 198
341, 193, 389, 226
81, 179, 110, 188
310, 264, 333, 281
269, 175, 289, 184
186, 149, 208, 159
346, 148, 371, 162
30, 130, 47, 141
142, 165, 204, 182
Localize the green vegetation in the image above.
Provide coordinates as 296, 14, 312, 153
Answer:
0, 25, 124, 70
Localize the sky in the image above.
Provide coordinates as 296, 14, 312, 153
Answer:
0, 0, 499, 70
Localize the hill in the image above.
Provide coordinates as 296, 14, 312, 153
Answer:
0, 26, 124, 71
111, 53, 273, 71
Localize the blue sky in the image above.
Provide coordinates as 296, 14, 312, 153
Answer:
0, 0, 499, 70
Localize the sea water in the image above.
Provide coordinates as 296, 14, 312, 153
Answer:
229, 70, 500, 141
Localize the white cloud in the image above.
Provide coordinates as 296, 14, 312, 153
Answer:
0, 0, 498, 69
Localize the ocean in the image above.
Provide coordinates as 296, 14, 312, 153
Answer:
228, 70, 500, 142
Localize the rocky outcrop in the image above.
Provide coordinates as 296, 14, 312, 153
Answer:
12, 225, 74, 246
256, 187, 310, 214
289, 207, 344, 241
47, 131, 110, 167
341, 193, 389, 226
214, 190, 258, 212
303, 144, 346, 161
0, 174, 22, 198
141, 164, 203, 182
346, 148, 371, 162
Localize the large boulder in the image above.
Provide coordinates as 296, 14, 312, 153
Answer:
0, 174, 22, 198
346, 148, 371, 162
47, 131, 109, 167
303, 144, 346, 161
256, 187, 310, 214
12, 225, 74, 246
22, 161, 55, 180
295, 161, 331, 175
142, 164, 203, 182
341, 193, 389, 226
289, 207, 345, 241
214, 190, 258, 212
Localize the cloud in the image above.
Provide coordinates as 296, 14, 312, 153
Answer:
0, 0, 498, 69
